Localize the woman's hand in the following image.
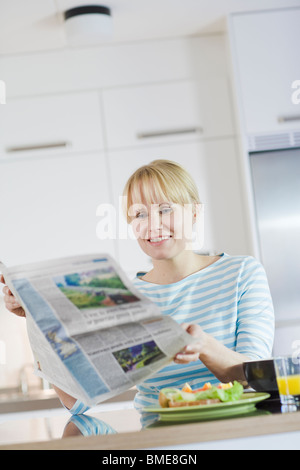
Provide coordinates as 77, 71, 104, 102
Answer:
0, 275, 26, 317
174, 321, 249, 384
174, 323, 206, 364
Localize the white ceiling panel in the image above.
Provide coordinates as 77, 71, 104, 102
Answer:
0, 0, 299, 55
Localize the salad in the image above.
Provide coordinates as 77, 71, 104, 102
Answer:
159, 381, 244, 408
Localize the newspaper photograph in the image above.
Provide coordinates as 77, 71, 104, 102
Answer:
0, 254, 196, 406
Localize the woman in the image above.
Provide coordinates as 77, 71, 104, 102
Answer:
1, 159, 274, 416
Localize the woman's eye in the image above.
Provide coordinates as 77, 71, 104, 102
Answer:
136, 212, 148, 219
160, 207, 172, 215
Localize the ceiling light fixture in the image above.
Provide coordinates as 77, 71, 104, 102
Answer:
64, 5, 113, 46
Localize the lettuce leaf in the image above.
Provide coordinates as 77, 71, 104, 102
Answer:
193, 381, 243, 402
161, 381, 243, 403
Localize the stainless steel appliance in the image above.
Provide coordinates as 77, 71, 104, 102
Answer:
249, 147, 300, 356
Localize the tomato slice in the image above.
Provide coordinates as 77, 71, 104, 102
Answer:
218, 382, 233, 389
193, 382, 212, 392
181, 383, 193, 393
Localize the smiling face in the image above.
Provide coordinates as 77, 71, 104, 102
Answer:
130, 201, 195, 260
123, 160, 201, 261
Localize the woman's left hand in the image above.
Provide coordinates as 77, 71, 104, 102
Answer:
174, 323, 206, 364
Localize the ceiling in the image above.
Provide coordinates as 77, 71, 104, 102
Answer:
0, 0, 299, 55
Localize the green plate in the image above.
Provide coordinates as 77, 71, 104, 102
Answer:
143, 392, 270, 422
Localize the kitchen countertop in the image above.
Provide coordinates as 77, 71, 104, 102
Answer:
0, 386, 136, 414
1, 394, 300, 450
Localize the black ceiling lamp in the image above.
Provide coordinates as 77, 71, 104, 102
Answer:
64, 5, 113, 46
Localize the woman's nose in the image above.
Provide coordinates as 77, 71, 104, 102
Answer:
149, 206, 162, 232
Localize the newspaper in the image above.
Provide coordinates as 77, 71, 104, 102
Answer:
0, 254, 196, 406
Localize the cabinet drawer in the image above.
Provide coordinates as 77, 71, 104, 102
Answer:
102, 80, 234, 149
0, 92, 104, 158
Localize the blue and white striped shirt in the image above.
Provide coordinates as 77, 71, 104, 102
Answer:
132, 253, 274, 411
66, 253, 274, 417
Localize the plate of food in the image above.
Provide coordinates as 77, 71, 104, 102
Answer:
143, 381, 270, 422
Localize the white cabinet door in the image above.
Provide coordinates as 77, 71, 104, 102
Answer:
107, 139, 248, 277
0, 152, 116, 265
0, 92, 104, 158
102, 79, 234, 150
230, 8, 300, 135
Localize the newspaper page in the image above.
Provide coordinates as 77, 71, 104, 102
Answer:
0, 254, 196, 406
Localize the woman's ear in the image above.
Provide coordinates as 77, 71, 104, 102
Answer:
192, 203, 204, 250
192, 203, 202, 224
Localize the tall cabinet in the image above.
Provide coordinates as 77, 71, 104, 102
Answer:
228, 7, 300, 355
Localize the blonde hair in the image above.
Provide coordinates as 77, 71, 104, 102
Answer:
123, 159, 201, 223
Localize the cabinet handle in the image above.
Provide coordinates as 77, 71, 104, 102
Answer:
278, 115, 300, 123
6, 141, 71, 153
137, 127, 203, 139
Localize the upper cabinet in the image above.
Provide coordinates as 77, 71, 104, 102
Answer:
0, 91, 104, 159
229, 8, 300, 143
102, 79, 234, 149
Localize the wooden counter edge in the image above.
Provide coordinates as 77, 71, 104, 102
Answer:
1, 410, 300, 450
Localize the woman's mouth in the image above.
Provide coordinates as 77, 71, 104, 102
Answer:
147, 236, 172, 246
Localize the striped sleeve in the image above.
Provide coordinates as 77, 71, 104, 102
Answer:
67, 415, 116, 435
236, 257, 275, 359
63, 399, 90, 415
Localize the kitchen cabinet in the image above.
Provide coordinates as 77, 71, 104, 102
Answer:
102, 79, 234, 150
107, 138, 248, 277
0, 92, 104, 159
0, 152, 116, 265
229, 8, 300, 144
